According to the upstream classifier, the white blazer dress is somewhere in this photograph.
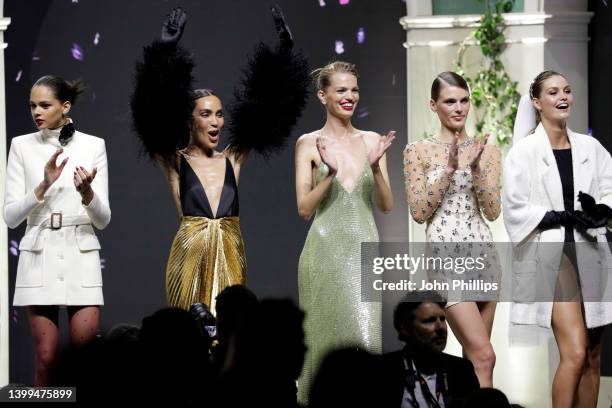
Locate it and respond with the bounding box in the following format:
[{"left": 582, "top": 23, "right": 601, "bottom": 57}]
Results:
[
  {"left": 3, "top": 125, "right": 110, "bottom": 306},
  {"left": 503, "top": 123, "right": 612, "bottom": 328}
]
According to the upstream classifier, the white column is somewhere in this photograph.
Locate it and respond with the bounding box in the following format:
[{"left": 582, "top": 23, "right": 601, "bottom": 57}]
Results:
[
  {"left": 406, "top": 0, "right": 432, "bottom": 17},
  {"left": 0, "top": 0, "right": 10, "bottom": 387}
]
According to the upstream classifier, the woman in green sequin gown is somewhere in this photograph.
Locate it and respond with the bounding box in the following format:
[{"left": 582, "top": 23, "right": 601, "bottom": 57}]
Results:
[{"left": 295, "top": 62, "right": 395, "bottom": 403}]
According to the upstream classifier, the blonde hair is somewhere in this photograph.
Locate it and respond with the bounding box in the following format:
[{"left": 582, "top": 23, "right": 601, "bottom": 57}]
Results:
[{"left": 312, "top": 61, "right": 359, "bottom": 91}]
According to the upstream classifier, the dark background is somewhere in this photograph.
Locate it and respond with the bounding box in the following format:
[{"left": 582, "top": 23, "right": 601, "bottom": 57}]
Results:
[
  {"left": 5, "top": 0, "right": 612, "bottom": 385},
  {"left": 3, "top": 0, "right": 408, "bottom": 383}
]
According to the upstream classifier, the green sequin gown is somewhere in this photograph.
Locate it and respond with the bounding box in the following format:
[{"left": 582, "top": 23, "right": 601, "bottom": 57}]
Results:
[{"left": 297, "top": 161, "right": 382, "bottom": 403}]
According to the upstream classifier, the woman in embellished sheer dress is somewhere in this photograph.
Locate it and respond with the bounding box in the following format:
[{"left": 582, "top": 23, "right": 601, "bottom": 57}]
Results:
[{"left": 404, "top": 72, "right": 502, "bottom": 387}]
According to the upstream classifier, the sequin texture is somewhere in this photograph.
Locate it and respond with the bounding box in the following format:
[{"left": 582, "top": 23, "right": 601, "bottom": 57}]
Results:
[{"left": 298, "top": 160, "right": 382, "bottom": 402}]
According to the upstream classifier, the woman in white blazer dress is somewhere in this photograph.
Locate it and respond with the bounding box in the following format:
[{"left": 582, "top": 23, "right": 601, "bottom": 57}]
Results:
[
  {"left": 504, "top": 71, "right": 612, "bottom": 407},
  {"left": 3, "top": 76, "right": 111, "bottom": 386}
]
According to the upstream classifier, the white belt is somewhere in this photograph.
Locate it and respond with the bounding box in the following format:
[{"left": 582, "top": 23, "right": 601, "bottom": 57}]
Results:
[
  {"left": 27, "top": 213, "right": 91, "bottom": 229},
  {"left": 23, "top": 213, "right": 92, "bottom": 251}
]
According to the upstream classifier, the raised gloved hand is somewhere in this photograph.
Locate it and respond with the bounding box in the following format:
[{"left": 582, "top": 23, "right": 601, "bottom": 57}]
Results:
[
  {"left": 538, "top": 211, "right": 575, "bottom": 230},
  {"left": 578, "top": 191, "right": 612, "bottom": 220},
  {"left": 161, "top": 7, "right": 187, "bottom": 46},
  {"left": 270, "top": 4, "right": 293, "bottom": 51}
]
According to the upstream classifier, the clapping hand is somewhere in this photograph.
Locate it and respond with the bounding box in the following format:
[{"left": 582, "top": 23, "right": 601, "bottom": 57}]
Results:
[
  {"left": 467, "top": 133, "right": 489, "bottom": 172},
  {"left": 368, "top": 131, "right": 396, "bottom": 169},
  {"left": 43, "top": 148, "right": 69, "bottom": 188},
  {"left": 74, "top": 166, "right": 97, "bottom": 205},
  {"left": 316, "top": 136, "right": 338, "bottom": 174}
]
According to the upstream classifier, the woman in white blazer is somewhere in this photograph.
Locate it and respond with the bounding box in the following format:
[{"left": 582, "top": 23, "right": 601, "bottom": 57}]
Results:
[
  {"left": 504, "top": 70, "right": 612, "bottom": 407},
  {"left": 3, "top": 75, "right": 111, "bottom": 386}
]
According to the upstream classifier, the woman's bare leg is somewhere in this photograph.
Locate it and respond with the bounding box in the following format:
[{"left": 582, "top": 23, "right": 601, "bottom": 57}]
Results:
[
  {"left": 67, "top": 306, "right": 100, "bottom": 346},
  {"left": 445, "top": 301, "right": 495, "bottom": 387},
  {"left": 575, "top": 326, "right": 603, "bottom": 408},
  {"left": 27, "top": 306, "right": 60, "bottom": 386},
  {"left": 551, "top": 301, "right": 588, "bottom": 408},
  {"left": 477, "top": 301, "right": 496, "bottom": 336}
]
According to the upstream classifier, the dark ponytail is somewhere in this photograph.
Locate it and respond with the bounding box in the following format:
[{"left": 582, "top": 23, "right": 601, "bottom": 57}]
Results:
[{"left": 33, "top": 75, "right": 85, "bottom": 105}]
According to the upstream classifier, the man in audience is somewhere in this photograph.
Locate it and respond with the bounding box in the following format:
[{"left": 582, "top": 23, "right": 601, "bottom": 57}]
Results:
[{"left": 382, "top": 293, "right": 480, "bottom": 407}]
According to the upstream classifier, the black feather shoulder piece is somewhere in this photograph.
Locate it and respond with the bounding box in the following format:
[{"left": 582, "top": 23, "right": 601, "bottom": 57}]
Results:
[
  {"left": 226, "top": 45, "right": 310, "bottom": 158},
  {"left": 131, "top": 41, "right": 194, "bottom": 169}
]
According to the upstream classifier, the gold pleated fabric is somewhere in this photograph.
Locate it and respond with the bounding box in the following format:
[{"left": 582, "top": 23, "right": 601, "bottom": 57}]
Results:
[{"left": 166, "top": 216, "right": 246, "bottom": 313}]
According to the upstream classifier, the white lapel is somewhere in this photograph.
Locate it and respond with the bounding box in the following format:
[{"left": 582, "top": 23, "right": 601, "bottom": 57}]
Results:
[
  {"left": 567, "top": 129, "right": 592, "bottom": 209},
  {"left": 535, "top": 124, "right": 565, "bottom": 210}
]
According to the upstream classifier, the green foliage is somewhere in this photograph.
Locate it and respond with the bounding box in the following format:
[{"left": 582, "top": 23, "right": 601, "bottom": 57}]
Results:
[{"left": 453, "top": 0, "right": 520, "bottom": 147}]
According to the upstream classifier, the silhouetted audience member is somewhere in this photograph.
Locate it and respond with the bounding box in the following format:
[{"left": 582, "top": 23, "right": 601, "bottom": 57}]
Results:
[
  {"left": 105, "top": 323, "right": 140, "bottom": 342},
  {"left": 50, "top": 323, "right": 142, "bottom": 403},
  {"left": 382, "top": 293, "right": 480, "bottom": 407},
  {"left": 217, "top": 298, "right": 306, "bottom": 408},
  {"left": 212, "top": 284, "right": 258, "bottom": 372},
  {"left": 309, "top": 347, "right": 387, "bottom": 408},
  {"left": 462, "top": 387, "right": 510, "bottom": 407},
  {"left": 138, "top": 307, "right": 212, "bottom": 405},
  {"left": 48, "top": 337, "right": 105, "bottom": 401}
]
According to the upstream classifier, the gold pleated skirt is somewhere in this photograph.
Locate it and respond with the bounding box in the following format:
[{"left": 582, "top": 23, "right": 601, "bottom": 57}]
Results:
[{"left": 166, "top": 216, "right": 246, "bottom": 313}]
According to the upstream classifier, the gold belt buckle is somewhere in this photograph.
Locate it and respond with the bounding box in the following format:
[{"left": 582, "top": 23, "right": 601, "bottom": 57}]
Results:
[{"left": 50, "top": 212, "right": 62, "bottom": 229}]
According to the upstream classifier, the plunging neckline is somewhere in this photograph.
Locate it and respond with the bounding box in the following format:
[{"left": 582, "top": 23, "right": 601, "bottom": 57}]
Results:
[
  {"left": 322, "top": 159, "right": 368, "bottom": 194},
  {"left": 316, "top": 132, "right": 369, "bottom": 194},
  {"left": 183, "top": 155, "right": 228, "bottom": 219}
]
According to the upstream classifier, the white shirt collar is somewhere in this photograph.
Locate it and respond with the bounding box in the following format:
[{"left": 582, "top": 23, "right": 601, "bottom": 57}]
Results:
[{"left": 40, "top": 118, "right": 73, "bottom": 139}]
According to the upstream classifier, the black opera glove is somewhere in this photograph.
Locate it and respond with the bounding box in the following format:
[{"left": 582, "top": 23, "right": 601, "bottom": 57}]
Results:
[
  {"left": 538, "top": 211, "right": 575, "bottom": 230},
  {"left": 270, "top": 4, "right": 293, "bottom": 51},
  {"left": 578, "top": 191, "right": 612, "bottom": 220},
  {"left": 572, "top": 210, "right": 609, "bottom": 229},
  {"left": 160, "top": 7, "right": 187, "bottom": 46}
]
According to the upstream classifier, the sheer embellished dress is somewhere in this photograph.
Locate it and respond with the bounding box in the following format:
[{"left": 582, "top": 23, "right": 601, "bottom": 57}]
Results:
[
  {"left": 404, "top": 137, "right": 502, "bottom": 303},
  {"left": 165, "top": 155, "right": 245, "bottom": 312}
]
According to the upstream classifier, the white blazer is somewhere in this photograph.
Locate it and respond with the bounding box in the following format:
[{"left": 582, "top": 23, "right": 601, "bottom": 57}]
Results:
[
  {"left": 3, "top": 126, "right": 111, "bottom": 305},
  {"left": 503, "top": 123, "right": 612, "bottom": 328}
]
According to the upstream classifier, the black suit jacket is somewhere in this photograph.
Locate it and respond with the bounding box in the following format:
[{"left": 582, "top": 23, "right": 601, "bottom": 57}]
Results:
[{"left": 380, "top": 350, "right": 480, "bottom": 408}]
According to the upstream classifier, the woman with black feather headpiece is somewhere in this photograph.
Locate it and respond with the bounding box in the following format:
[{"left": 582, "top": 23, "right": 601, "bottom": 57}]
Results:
[{"left": 131, "top": 6, "right": 309, "bottom": 313}]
